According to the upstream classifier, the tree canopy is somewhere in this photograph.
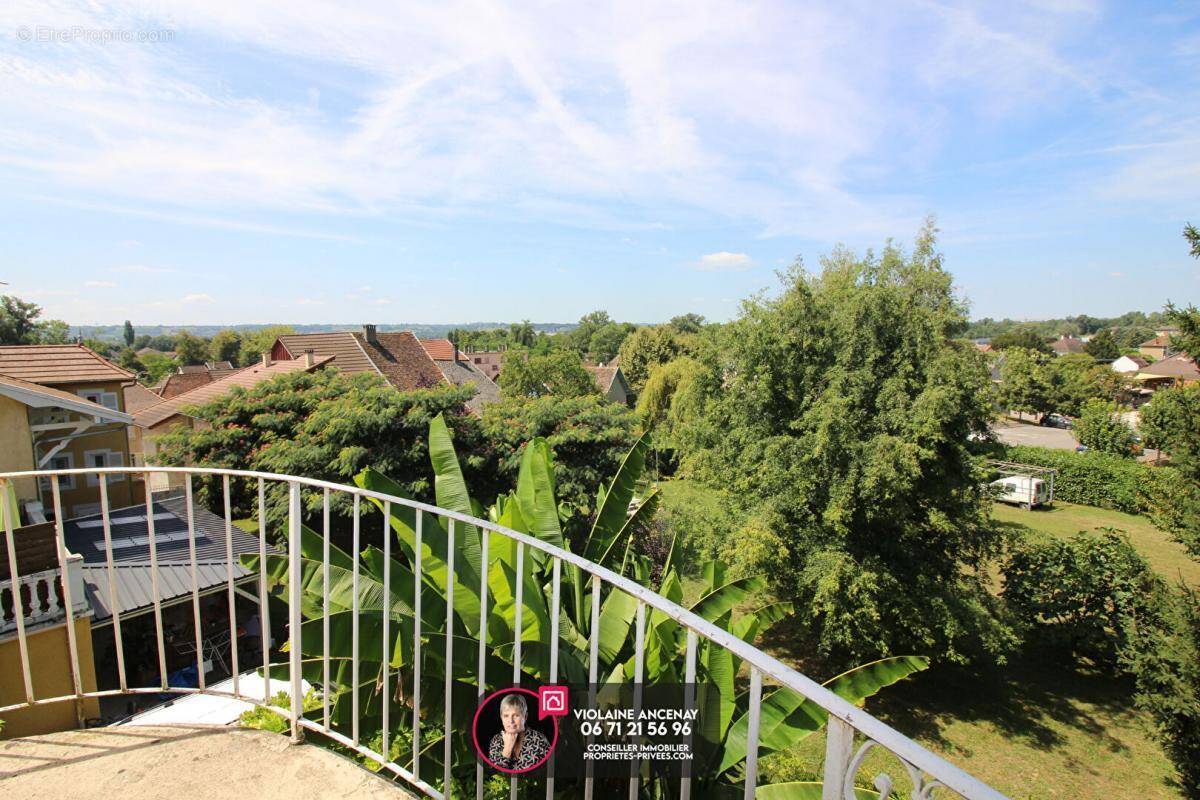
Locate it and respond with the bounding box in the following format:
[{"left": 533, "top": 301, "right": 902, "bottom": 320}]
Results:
[
  {"left": 673, "top": 221, "right": 1010, "bottom": 665},
  {"left": 0, "top": 294, "right": 70, "bottom": 345},
  {"left": 498, "top": 349, "right": 598, "bottom": 399}
]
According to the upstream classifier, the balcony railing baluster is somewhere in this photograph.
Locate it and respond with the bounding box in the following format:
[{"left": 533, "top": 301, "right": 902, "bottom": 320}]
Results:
[
  {"left": 51, "top": 476, "right": 84, "bottom": 709},
  {"left": 287, "top": 481, "right": 303, "bottom": 745},
  {"left": 413, "top": 507, "right": 423, "bottom": 779},
  {"left": 476, "top": 525, "right": 489, "bottom": 800},
  {"left": 545, "top": 556, "right": 561, "bottom": 800},
  {"left": 142, "top": 471, "right": 168, "bottom": 690},
  {"left": 322, "top": 487, "right": 331, "bottom": 730},
  {"left": 744, "top": 667, "right": 763, "bottom": 800},
  {"left": 351, "top": 492, "right": 362, "bottom": 747},
  {"left": 99, "top": 474, "right": 127, "bottom": 692},
  {"left": 257, "top": 478, "right": 269, "bottom": 703},
  {"left": 223, "top": 475, "right": 239, "bottom": 698},
  {"left": 383, "top": 500, "right": 392, "bottom": 760},
  {"left": 444, "top": 517, "right": 455, "bottom": 800},
  {"left": 2, "top": 478, "right": 35, "bottom": 703}
]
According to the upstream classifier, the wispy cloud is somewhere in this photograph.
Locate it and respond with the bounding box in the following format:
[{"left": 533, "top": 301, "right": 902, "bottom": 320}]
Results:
[
  {"left": 84, "top": 280, "right": 118, "bottom": 288},
  {"left": 693, "top": 252, "right": 753, "bottom": 272},
  {"left": 113, "top": 264, "right": 174, "bottom": 275},
  {"left": 183, "top": 293, "right": 215, "bottom": 304}
]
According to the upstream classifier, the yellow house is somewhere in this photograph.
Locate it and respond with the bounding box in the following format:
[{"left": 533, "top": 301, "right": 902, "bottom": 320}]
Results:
[{"left": 0, "top": 344, "right": 144, "bottom": 521}]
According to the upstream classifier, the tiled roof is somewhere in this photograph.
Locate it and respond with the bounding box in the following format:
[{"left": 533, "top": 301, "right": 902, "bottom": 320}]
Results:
[
  {"left": 357, "top": 332, "right": 447, "bottom": 390},
  {"left": 1051, "top": 337, "right": 1086, "bottom": 354},
  {"left": 433, "top": 359, "right": 501, "bottom": 412},
  {"left": 584, "top": 364, "right": 619, "bottom": 392},
  {"left": 1141, "top": 334, "right": 1172, "bottom": 348},
  {"left": 0, "top": 373, "right": 132, "bottom": 422},
  {"left": 155, "top": 371, "right": 214, "bottom": 399},
  {"left": 277, "top": 330, "right": 447, "bottom": 391},
  {"left": 134, "top": 356, "right": 333, "bottom": 429},
  {"left": 420, "top": 339, "right": 458, "bottom": 360},
  {"left": 123, "top": 383, "right": 163, "bottom": 415},
  {"left": 1141, "top": 353, "right": 1199, "bottom": 381},
  {"left": 0, "top": 344, "right": 134, "bottom": 385},
  {"left": 277, "top": 332, "right": 378, "bottom": 374}
]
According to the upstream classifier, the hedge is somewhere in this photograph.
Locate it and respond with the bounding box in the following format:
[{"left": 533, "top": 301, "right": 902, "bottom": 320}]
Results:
[{"left": 1001, "top": 445, "right": 1188, "bottom": 521}]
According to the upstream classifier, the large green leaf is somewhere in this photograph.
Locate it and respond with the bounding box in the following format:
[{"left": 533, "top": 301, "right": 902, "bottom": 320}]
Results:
[
  {"left": 514, "top": 437, "right": 564, "bottom": 553},
  {"left": 583, "top": 431, "right": 650, "bottom": 564},
  {"left": 428, "top": 414, "right": 484, "bottom": 579},
  {"left": 718, "top": 656, "right": 929, "bottom": 775},
  {"left": 610, "top": 489, "right": 662, "bottom": 574},
  {"left": 690, "top": 575, "right": 767, "bottom": 622},
  {"left": 354, "top": 467, "right": 483, "bottom": 638},
  {"left": 596, "top": 586, "right": 640, "bottom": 663}
]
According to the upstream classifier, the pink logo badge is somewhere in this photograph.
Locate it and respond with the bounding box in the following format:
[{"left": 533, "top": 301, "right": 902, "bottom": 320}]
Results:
[{"left": 538, "top": 685, "right": 569, "bottom": 720}]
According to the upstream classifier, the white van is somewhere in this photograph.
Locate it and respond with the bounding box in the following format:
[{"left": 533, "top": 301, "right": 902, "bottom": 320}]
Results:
[{"left": 990, "top": 476, "right": 1049, "bottom": 509}]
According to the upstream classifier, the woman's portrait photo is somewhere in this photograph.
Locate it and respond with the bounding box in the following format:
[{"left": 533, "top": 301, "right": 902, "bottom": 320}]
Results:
[{"left": 473, "top": 689, "right": 555, "bottom": 774}]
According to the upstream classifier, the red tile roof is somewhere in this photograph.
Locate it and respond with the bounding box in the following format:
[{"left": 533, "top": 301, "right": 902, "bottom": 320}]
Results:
[
  {"left": 134, "top": 356, "right": 334, "bottom": 429},
  {"left": 0, "top": 344, "right": 134, "bottom": 385},
  {"left": 420, "top": 339, "right": 458, "bottom": 360},
  {"left": 123, "top": 383, "right": 164, "bottom": 415},
  {"left": 277, "top": 330, "right": 447, "bottom": 391},
  {"left": 357, "top": 332, "right": 447, "bottom": 390}
]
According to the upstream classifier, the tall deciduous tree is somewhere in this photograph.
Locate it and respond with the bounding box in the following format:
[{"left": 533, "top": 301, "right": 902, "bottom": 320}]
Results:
[
  {"left": 0, "top": 295, "right": 44, "bottom": 344},
  {"left": 998, "top": 348, "right": 1056, "bottom": 419},
  {"left": 498, "top": 349, "right": 598, "bottom": 399},
  {"left": 173, "top": 330, "right": 209, "bottom": 365},
  {"left": 676, "top": 221, "right": 1011, "bottom": 666},
  {"left": 1074, "top": 399, "right": 1136, "bottom": 457},
  {"left": 123, "top": 320, "right": 135, "bottom": 347},
  {"left": 240, "top": 324, "right": 294, "bottom": 366},
  {"left": 1084, "top": 328, "right": 1119, "bottom": 360},
  {"left": 618, "top": 326, "right": 683, "bottom": 391},
  {"left": 209, "top": 329, "right": 243, "bottom": 365},
  {"left": 990, "top": 327, "right": 1051, "bottom": 353}
]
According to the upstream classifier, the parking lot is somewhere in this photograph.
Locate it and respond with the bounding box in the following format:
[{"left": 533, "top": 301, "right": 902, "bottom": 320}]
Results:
[{"left": 993, "top": 420, "right": 1079, "bottom": 450}]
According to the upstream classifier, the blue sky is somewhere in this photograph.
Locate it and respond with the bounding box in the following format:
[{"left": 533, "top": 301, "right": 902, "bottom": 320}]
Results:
[{"left": 0, "top": 1, "right": 1197, "bottom": 326}]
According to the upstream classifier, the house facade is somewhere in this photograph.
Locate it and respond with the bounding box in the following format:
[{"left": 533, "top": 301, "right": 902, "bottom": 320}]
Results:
[{"left": 0, "top": 345, "right": 142, "bottom": 521}]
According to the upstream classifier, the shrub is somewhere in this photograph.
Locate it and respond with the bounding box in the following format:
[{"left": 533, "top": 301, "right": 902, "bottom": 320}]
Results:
[
  {"left": 1003, "top": 445, "right": 1186, "bottom": 516},
  {"left": 1125, "top": 586, "right": 1200, "bottom": 796},
  {"left": 1003, "top": 530, "right": 1168, "bottom": 666},
  {"left": 1074, "top": 399, "right": 1137, "bottom": 457}
]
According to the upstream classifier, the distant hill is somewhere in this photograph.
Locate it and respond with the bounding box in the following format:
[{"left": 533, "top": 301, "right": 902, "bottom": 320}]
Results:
[{"left": 69, "top": 322, "right": 577, "bottom": 342}]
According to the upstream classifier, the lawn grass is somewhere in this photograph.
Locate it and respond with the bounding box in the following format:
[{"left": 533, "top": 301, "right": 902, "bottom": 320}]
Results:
[
  {"left": 759, "top": 657, "right": 1183, "bottom": 799},
  {"left": 992, "top": 500, "right": 1200, "bottom": 587}
]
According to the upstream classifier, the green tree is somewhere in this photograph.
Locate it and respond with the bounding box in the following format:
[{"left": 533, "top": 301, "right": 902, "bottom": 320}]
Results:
[
  {"left": 123, "top": 320, "right": 135, "bottom": 347},
  {"left": 676, "top": 221, "right": 1011, "bottom": 666},
  {"left": 587, "top": 321, "right": 633, "bottom": 363},
  {"left": 998, "top": 348, "right": 1056, "bottom": 419},
  {"left": 1140, "top": 384, "right": 1200, "bottom": 557},
  {"left": 209, "top": 329, "right": 243, "bottom": 365},
  {"left": 1075, "top": 399, "right": 1136, "bottom": 457},
  {"left": 117, "top": 347, "right": 144, "bottom": 375},
  {"left": 498, "top": 350, "right": 598, "bottom": 399},
  {"left": 1126, "top": 586, "right": 1200, "bottom": 796},
  {"left": 1049, "top": 353, "right": 1122, "bottom": 417},
  {"left": 567, "top": 310, "right": 612, "bottom": 353},
  {"left": 149, "top": 334, "right": 176, "bottom": 351},
  {"left": 1084, "top": 328, "right": 1119, "bottom": 360},
  {"left": 0, "top": 295, "right": 44, "bottom": 344},
  {"left": 240, "top": 324, "right": 294, "bottom": 366},
  {"left": 669, "top": 313, "right": 705, "bottom": 334},
  {"left": 138, "top": 351, "right": 178, "bottom": 386},
  {"left": 173, "top": 330, "right": 209, "bottom": 365},
  {"left": 508, "top": 320, "right": 535, "bottom": 347},
  {"left": 617, "top": 326, "right": 683, "bottom": 392},
  {"left": 34, "top": 319, "right": 70, "bottom": 344},
  {"left": 477, "top": 394, "right": 637, "bottom": 531},
  {"left": 990, "top": 327, "right": 1051, "bottom": 353}
]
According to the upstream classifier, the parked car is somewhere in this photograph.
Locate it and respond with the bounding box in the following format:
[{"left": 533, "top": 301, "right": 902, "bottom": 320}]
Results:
[
  {"left": 989, "top": 476, "right": 1050, "bottom": 509},
  {"left": 1042, "top": 413, "right": 1073, "bottom": 429}
]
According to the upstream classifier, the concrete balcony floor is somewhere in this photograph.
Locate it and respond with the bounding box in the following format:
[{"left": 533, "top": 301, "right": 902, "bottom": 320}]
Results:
[{"left": 0, "top": 725, "right": 414, "bottom": 798}]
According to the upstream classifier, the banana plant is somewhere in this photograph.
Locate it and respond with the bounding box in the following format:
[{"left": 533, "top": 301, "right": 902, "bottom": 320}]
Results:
[{"left": 244, "top": 413, "right": 927, "bottom": 797}]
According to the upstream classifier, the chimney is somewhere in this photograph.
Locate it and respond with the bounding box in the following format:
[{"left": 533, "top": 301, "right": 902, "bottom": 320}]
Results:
[
  {"left": 363, "top": 323, "right": 378, "bottom": 344},
  {"left": 261, "top": 352, "right": 272, "bottom": 368},
  {"left": 303, "top": 347, "right": 315, "bottom": 368}
]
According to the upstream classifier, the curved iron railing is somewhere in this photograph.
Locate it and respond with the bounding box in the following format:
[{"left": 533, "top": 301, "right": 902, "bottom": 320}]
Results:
[{"left": 0, "top": 467, "right": 1009, "bottom": 800}]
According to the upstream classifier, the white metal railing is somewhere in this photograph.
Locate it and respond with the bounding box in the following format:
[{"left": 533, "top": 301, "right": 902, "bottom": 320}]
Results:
[{"left": 0, "top": 467, "right": 1010, "bottom": 800}]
